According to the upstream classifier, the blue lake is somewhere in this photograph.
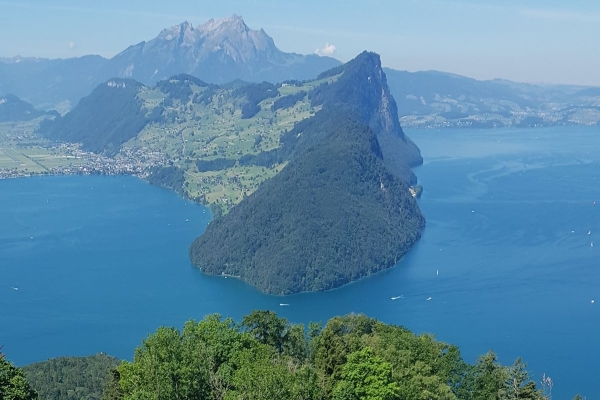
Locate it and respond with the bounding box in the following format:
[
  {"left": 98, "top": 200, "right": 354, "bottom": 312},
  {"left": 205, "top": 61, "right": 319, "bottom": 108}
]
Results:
[{"left": 1, "top": 126, "right": 599, "bottom": 398}]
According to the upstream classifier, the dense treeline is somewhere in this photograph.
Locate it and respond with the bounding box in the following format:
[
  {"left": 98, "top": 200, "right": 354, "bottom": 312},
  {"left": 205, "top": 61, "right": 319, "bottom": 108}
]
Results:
[
  {"left": 109, "top": 312, "right": 554, "bottom": 400},
  {"left": 0, "top": 348, "right": 37, "bottom": 400},
  {"left": 0, "top": 312, "right": 583, "bottom": 399},
  {"left": 23, "top": 354, "right": 119, "bottom": 400},
  {"left": 190, "top": 107, "right": 424, "bottom": 294},
  {"left": 145, "top": 166, "right": 186, "bottom": 197},
  {"left": 233, "top": 81, "right": 278, "bottom": 119},
  {"left": 36, "top": 79, "right": 148, "bottom": 157},
  {"left": 155, "top": 74, "right": 208, "bottom": 103},
  {"left": 271, "top": 90, "right": 307, "bottom": 111}
]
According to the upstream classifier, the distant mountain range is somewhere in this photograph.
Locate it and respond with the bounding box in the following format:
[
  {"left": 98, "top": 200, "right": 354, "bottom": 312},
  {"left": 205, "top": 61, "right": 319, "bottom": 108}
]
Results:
[
  {"left": 106, "top": 15, "right": 339, "bottom": 85},
  {"left": 0, "top": 94, "right": 52, "bottom": 122},
  {"left": 384, "top": 69, "right": 600, "bottom": 128},
  {"left": 0, "top": 14, "right": 598, "bottom": 127},
  {"left": 0, "top": 15, "right": 339, "bottom": 110}
]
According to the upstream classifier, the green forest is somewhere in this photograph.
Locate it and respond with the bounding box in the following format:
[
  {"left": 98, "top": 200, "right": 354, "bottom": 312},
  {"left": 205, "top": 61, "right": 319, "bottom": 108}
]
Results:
[
  {"left": 190, "top": 107, "right": 425, "bottom": 294},
  {"left": 1, "top": 312, "right": 574, "bottom": 399},
  {"left": 36, "top": 79, "right": 149, "bottom": 157}
]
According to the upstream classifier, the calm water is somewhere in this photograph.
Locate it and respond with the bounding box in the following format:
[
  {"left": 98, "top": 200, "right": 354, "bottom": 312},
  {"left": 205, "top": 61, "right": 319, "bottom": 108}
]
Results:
[{"left": 1, "top": 126, "right": 599, "bottom": 398}]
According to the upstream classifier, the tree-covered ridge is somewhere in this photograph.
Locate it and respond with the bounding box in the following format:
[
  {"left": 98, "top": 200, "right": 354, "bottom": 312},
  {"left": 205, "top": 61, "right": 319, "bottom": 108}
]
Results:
[
  {"left": 110, "top": 312, "right": 554, "bottom": 400},
  {"left": 4, "top": 312, "right": 580, "bottom": 399},
  {"left": 310, "top": 51, "right": 422, "bottom": 184},
  {"left": 37, "top": 79, "right": 148, "bottom": 157},
  {"left": 33, "top": 52, "right": 422, "bottom": 215},
  {"left": 188, "top": 53, "right": 428, "bottom": 294},
  {"left": 23, "top": 353, "right": 119, "bottom": 400},
  {"left": 190, "top": 107, "right": 424, "bottom": 294},
  {"left": 0, "top": 94, "right": 48, "bottom": 122},
  {"left": 35, "top": 68, "right": 341, "bottom": 212}
]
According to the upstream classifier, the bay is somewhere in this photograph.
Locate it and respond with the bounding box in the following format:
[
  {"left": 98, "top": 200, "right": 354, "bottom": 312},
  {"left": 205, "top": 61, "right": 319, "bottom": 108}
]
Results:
[{"left": 1, "top": 125, "right": 599, "bottom": 398}]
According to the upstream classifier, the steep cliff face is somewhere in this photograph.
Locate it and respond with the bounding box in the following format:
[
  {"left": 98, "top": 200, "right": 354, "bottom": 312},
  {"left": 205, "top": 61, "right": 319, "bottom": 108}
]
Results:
[
  {"left": 189, "top": 52, "right": 425, "bottom": 294},
  {"left": 311, "top": 51, "right": 422, "bottom": 183}
]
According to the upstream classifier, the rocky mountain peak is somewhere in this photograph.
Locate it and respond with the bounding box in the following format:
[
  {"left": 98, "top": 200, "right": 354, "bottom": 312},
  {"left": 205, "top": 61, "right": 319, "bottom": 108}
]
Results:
[
  {"left": 106, "top": 15, "right": 340, "bottom": 85},
  {"left": 157, "top": 21, "right": 196, "bottom": 46},
  {"left": 198, "top": 14, "right": 249, "bottom": 35}
]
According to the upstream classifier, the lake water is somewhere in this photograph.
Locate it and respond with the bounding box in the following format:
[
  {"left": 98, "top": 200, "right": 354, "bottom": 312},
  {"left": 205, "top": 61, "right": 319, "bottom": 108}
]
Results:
[{"left": 1, "top": 126, "right": 599, "bottom": 398}]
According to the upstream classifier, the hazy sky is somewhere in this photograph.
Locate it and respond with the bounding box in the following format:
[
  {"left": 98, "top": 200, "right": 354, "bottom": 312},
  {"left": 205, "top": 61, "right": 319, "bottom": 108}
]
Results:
[{"left": 1, "top": 0, "right": 599, "bottom": 86}]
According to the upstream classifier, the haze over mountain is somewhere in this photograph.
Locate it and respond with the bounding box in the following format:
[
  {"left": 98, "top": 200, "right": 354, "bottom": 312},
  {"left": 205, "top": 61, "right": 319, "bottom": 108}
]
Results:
[
  {"left": 106, "top": 15, "right": 340, "bottom": 85},
  {"left": 0, "top": 94, "right": 50, "bottom": 122},
  {"left": 0, "top": 14, "right": 598, "bottom": 127},
  {"left": 384, "top": 68, "right": 600, "bottom": 128},
  {"left": 0, "top": 15, "right": 339, "bottom": 110}
]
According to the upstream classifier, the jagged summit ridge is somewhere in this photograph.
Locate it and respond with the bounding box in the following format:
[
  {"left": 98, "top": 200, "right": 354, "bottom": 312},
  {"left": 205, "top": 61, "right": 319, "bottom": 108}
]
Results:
[
  {"left": 198, "top": 14, "right": 248, "bottom": 34},
  {"left": 106, "top": 15, "right": 340, "bottom": 84}
]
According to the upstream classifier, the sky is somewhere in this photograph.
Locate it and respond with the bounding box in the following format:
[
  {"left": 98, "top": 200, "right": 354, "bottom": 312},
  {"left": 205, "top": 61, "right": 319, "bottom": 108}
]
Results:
[{"left": 0, "top": 0, "right": 599, "bottom": 86}]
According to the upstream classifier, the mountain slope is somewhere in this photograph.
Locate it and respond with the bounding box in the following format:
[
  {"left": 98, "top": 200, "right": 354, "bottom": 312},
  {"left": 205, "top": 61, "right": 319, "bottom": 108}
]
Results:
[
  {"left": 106, "top": 15, "right": 340, "bottom": 85},
  {"left": 37, "top": 78, "right": 148, "bottom": 156},
  {"left": 189, "top": 52, "right": 424, "bottom": 294},
  {"left": 0, "top": 94, "right": 48, "bottom": 122},
  {"left": 0, "top": 55, "right": 108, "bottom": 110}
]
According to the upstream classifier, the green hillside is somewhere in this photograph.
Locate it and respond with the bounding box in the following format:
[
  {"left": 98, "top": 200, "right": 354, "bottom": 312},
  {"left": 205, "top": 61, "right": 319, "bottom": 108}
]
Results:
[
  {"left": 36, "top": 53, "right": 422, "bottom": 215},
  {"left": 0, "top": 94, "right": 47, "bottom": 122},
  {"left": 38, "top": 71, "right": 342, "bottom": 213},
  {"left": 189, "top": 52, "right": 424, "bottom": 294},
  {"left": 35, "top": 52, "right": 425, "bottom": 294},
  {"left": 190, "top": 108, "right": 424, "bottom": 294},
  {"left": 38, "top": 79, "right": 148, "bottom": 157}
]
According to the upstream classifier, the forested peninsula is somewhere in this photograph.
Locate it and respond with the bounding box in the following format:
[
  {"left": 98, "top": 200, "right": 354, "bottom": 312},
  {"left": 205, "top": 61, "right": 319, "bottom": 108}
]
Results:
[
  {"left": 32, "top": 50, "right": 425, "bottom": 294},
  {"left": 190, "top": 52, "right": 424, "bottom": 294}
]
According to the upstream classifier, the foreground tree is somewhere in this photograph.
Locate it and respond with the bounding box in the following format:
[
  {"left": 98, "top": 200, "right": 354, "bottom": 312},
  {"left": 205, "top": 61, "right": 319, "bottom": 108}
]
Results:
[
  {"left": 332, "top": 347, "right": 399, "bottom": 400},
  {"left": 0, "top": 349, "right": 37, "bottom": 400}
]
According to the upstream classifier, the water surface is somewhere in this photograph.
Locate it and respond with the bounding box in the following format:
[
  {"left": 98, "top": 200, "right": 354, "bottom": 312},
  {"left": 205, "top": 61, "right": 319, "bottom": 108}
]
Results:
[{"left": 1, "top": 126, "right": 599, "bottom": 398}]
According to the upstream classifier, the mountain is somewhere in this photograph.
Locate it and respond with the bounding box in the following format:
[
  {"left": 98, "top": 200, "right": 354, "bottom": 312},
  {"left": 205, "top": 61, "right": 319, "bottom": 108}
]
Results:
[
  {"left": 36, "top": 51, "right": 424, "bottom": 294},
  {"left": 0, "top": 55, "right": 107, "bottom": 110},
  {"left": 105, "top": 15, "right": 340, "bottom": 85},
  {"left": 189, "top": 52, "right": 424, "bottom": 294},
  {"left": 0, "top": 94, "right": 48, "bottom": 122},
  {"left": 384, "top": 68, "right": 600, "bottom": 128},
  {"left": 0, "top": 15, "right": 339, "bottom": 110},
  {"left": 38, "top": 78, "right": 148, "bottom": 156}
]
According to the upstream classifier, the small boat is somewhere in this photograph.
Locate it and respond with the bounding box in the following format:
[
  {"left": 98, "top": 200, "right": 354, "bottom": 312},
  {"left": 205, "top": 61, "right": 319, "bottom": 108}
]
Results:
[
  {"left": 10, "top": 287, "right": 18, "bottom": 291},
  {"left": 391, "top": 296, "right": 404, "bottom": 300},
  {"left": 279, "top": 303, "right": 290, "bottom": 306},
  {"left": 426, "top": 297, "right": 432, "bottom": 301},
  {"left": 589, "top": 230, "right": 592, "bottom": 235},
  {"left": 436, "top": 269, "right": 439, "bottom": 276},
  {"left": 591, "top": 242, "right": 594, "bottom": 247}
]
